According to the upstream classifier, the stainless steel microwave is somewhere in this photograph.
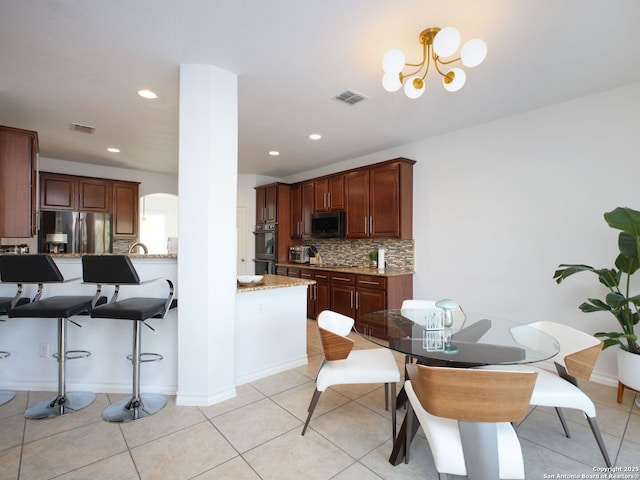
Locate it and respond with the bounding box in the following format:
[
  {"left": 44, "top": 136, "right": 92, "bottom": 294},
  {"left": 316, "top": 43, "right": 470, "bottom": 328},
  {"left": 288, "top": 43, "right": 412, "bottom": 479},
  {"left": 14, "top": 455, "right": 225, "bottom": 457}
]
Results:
[{"left": 310, "top": 211, "right": 345, "bottom": 238}]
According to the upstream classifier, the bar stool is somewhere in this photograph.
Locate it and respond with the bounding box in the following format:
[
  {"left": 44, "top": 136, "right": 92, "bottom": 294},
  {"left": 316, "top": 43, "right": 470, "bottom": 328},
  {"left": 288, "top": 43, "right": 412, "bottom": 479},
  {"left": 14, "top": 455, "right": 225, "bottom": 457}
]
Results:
[
  {"left": 0, "top": 254, "right": 97, "bottom": 418},
  {"left": 82, "top": 254, "right": 175, "bottom": 422},
  {"left": 1, "top": 288, "right": 30, "bottom": 406}
]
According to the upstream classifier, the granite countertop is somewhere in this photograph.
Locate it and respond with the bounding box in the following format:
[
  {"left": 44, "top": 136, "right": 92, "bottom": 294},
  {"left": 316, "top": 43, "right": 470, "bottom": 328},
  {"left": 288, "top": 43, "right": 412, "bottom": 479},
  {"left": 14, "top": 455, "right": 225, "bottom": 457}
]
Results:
[
  {"left": 276, "top": 262, "right": 414, "bottom": 277},
  {"left": 236, "top": 274, "right": 315, "bottom": 293}
]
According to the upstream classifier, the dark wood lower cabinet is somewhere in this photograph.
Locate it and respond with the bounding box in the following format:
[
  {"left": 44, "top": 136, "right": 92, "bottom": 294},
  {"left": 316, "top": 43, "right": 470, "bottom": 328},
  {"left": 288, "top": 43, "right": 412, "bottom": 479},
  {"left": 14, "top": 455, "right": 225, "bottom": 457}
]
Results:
[{"left": 277, "top": 265, "right": 412, "bottom": 329}]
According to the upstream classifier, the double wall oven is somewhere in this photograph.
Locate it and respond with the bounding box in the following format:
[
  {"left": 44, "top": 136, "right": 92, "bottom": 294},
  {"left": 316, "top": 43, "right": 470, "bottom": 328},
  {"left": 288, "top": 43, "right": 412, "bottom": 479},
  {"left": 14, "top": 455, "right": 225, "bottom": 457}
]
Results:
[{"left": 253, "top": 222, "right": 277, "bottom": 275}]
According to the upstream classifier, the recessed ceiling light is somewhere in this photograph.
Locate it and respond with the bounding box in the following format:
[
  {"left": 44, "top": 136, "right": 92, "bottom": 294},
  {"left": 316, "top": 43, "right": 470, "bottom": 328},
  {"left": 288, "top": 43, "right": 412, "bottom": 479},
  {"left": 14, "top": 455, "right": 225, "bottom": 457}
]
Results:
[
  {"left": 309, "top": 134, "right": 322, "bottom": 140},
  {"left": 269, "top": 151, "right": 280, "bottom": 156},
  {"left": 137, "top": 89, "right": 158, "bottom": 99},
  {"left": 107, "top": 147, "right": 120, "bottom": 153}
]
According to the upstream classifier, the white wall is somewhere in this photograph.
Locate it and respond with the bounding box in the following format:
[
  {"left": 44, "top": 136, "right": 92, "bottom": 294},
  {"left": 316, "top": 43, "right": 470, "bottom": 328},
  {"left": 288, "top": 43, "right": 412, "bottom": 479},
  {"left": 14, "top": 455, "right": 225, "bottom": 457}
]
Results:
[{"left": 273, "top": 82, "right": 640, "bottom": 385}]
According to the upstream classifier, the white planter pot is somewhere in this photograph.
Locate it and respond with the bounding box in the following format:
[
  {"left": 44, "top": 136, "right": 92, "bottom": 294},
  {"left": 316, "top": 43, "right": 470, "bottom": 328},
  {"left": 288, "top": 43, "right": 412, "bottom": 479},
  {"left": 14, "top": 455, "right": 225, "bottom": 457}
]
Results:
[{"left": 617, "top": 347, "right": 640, "bottom": 392}]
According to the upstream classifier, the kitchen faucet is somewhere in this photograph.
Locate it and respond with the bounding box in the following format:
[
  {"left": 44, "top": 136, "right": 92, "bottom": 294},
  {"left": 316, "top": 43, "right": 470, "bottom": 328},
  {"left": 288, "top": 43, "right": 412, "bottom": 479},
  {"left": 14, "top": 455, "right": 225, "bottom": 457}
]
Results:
[{"left": 128, "top": 242, "right": 148, "bottom": 254}]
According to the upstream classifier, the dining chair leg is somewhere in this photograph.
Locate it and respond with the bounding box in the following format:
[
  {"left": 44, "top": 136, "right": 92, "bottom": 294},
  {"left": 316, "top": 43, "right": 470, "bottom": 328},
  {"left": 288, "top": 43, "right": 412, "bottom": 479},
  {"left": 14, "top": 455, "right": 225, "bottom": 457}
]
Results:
[
  {"left": 384, "top": 383, "right": 389, "bottom": 410},
  {"left": 554, "top": 407, "right": 571, "bottom": 437},
  {"left": 301, "top": 389, "right": 322, "bottom": 435},
  {"left": 587, "top": 416, "right": 612, "bottom": 467},
  {"left": 391, "top": 382, "right": 397, "bottom": 441}
]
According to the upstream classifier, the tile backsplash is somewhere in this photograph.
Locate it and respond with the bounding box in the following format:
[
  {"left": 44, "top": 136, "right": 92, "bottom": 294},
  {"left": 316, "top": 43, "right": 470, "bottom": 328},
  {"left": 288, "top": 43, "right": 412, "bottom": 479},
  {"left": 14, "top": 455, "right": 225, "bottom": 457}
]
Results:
[{"left": 301, "top": 238, "right": 414, "bottom": 270}]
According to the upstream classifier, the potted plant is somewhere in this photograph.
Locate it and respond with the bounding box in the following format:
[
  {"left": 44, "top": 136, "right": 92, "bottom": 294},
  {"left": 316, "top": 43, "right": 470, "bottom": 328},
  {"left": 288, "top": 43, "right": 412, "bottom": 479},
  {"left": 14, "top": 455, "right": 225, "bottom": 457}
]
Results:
[
  {"left": 553, "top": 207, "right": 640, "bottom": 402},
  {"left": 368, "top": 250, "right": 378, "bottom": 268}
]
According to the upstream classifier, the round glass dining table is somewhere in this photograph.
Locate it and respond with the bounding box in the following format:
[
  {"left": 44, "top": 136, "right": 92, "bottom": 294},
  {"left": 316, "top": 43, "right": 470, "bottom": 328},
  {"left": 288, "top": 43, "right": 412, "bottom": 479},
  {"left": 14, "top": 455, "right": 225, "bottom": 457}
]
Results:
[
  {"left": 355, "top": 307, "right": 561, "bottom": 474},
  {"left": 355, "top": 308, "right": 560, "bottom": 367}
]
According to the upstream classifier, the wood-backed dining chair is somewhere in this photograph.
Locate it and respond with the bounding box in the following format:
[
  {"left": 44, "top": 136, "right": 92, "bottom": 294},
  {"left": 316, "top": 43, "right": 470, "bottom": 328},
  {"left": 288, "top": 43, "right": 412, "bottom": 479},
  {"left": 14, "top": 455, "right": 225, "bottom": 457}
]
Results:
[
  {"left": 301, "top": 310, "right": 400, "bottom": 439},
  {"left": 404, "top": 363, "right": 537, "bottom": 480}
]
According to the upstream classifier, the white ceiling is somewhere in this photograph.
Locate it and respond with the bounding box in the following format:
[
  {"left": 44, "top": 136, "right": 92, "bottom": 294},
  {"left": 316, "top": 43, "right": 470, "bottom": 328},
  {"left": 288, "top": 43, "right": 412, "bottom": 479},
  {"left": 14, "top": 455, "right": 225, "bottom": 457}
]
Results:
[{"left": 2, "top": 0, "right": 640, "bottom": 178}]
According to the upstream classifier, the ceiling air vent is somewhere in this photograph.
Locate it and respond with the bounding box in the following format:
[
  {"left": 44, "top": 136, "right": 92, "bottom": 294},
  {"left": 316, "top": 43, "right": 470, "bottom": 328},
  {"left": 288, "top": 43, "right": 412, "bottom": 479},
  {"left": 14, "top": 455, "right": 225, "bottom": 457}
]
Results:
[
  {"left": 334, "top": 90, "right": 367, "bottom": 105},
  {"left": 69, "top": 122, "right": 96, "bottom": 134}
]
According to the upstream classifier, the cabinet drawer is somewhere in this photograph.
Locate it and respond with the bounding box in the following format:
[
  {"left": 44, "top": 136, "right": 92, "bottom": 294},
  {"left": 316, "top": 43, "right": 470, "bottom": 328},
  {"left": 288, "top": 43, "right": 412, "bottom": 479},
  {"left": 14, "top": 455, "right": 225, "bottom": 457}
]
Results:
[
  {"left": 275, "top": 266, "right": 288, "bottom": 276},
  {"left": 330, "top": 272, "right": 356, "bottom": 285},
  {"left": 356, "top": 275, "right": 387, "bottom": 290},
  {"left": 287, "top": 268, "right": 301, "bottom": 278},
  {"left": 300, "top": 269, "right": 314, "bottom": 279},
  {"left": 313, "top": 271, "right": 330, "bottom": 283}
]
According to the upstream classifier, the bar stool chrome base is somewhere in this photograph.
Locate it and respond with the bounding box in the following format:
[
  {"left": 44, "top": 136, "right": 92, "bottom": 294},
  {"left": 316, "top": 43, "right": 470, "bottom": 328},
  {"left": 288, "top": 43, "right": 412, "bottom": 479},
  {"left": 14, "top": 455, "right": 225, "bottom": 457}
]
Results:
[
  {"left": 103, "top": 393, "right": 166, "bottom": 423},
  {"left": 25, "top": 391, "right": 95, "bottom": 419},
  {"left": 0, "top": 390, "right": 16, "bottom": 406}
]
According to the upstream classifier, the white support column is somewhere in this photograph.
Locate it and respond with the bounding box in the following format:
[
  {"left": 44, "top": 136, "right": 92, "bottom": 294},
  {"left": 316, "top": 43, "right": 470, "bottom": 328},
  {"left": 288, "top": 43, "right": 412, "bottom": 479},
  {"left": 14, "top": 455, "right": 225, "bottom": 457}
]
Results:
[{"left": 176, "top": 64, "right": 238, "bottom": 405}]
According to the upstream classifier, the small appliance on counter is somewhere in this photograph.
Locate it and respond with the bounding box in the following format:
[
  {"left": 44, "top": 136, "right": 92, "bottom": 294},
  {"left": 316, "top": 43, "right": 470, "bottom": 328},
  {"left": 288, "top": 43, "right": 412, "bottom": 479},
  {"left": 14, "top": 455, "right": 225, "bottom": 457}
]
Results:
[
  {"left": 1, "top": 244, "right": 29, "bottom": 254},
  {"left": 289, "top": 245, "right": 311, "bottom": 264}
]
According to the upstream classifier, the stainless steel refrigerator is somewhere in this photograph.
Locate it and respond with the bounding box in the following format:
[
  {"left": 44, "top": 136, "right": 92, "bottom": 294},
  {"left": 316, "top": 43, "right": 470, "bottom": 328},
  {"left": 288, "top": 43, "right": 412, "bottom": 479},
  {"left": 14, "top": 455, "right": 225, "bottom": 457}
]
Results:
[{"left": 38, "top": 211, "right": 113, "bottom": 254}]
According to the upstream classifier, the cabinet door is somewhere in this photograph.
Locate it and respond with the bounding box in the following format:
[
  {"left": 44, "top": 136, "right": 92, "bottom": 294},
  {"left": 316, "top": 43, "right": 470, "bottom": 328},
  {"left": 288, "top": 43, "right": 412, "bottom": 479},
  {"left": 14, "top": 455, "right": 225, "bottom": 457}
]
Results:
[
  {"left": 315, "top": 277, "right": 331, "bottom": 317},
  {"left": 290, "top": 182, "right": 313, "bottom": 238},
  {"left": 40, "top": 172, "right": 77, "bottom": 210},
  {"left": 290, "top": 184, "right": 302, "bottom": 238},
  {"left": 369, "top": 162, "right": 400, "bottom": 238},
  {"left": 256, "top": 187, "right": 267, "bottom": 224},
  {"left": 344, "top": 169, "right": 369, "bottom": 238},
  {"left": 315, "top": 175, "right": 344, "bottom": 212},
  {"left": 264, "top": 185, "right": 277, "bottom": 223},
  {"left": 300, "top": 181, "right": 314, "bottom": 236},
  {"left": 300, "top": 269, "right": 315, "bottom": 318},
  {"left": 112, "top": 181, "right": 139, "bottom": 237},
  {"left": 327, "top": 174, "right": 344, "bottom": 210},
  {"left": 331, "top": 283, "right": 355, "bottom": 318},
  {"left": 0, "top": 127, "right": 38, "bottom": 237},
  {"left": 78, "top": 178, "right": 111, "bottom": 212},
  {"left": 256, "top": 185, "right": 278, "bottom": 224},
  {"left": 356, "top": 288, "right": 387, "bottom": 338}
]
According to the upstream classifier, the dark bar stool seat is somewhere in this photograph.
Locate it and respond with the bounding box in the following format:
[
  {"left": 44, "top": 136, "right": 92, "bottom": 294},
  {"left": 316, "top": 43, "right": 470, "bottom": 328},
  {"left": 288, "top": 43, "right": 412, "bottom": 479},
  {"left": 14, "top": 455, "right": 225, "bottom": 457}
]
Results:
[
  {"left": 0, "top": 292, "right": 30, "bottom": 406},
  {"left": 0, "top": 254, "right": 99, "bottom": 418},
  {"left": 82, "top": 255, "right": 175, "bottom": 422}
]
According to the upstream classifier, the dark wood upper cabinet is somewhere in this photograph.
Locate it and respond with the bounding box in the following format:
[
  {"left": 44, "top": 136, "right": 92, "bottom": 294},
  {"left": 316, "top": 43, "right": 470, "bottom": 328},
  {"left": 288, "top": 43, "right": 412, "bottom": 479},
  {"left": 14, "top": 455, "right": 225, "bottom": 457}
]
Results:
[
  {"left": 0, "top": 126, "right": 38, "bottom": 237},
  {"left": 112, "top": 181, "right": 139, "bottom": 237},
  {"left": 290, "top": 181, "right": 314, "bottom": 238},
  {"left": 256, "top": 184, "right": 278, "bottom": 224},
  {"left": 40, "top": 172, "right": 77, "bottom": 210},
  {"left": 78, "top": 178, "right": 111, "bottom": 212},
  {"left": 345, "top": 158, "right": 414, "bottom": 239},
  {"left": 314, "top": 174, "right": 344, "bottom": 212},
  {"left": 40, "top": 172, "right": 139, "bottom": 238}
]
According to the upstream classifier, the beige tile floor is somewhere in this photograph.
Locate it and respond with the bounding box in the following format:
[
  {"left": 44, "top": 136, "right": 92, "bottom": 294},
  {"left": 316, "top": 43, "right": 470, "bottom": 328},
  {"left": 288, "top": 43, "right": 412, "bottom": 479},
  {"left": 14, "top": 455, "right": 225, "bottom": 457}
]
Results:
[{"left": 1, "top": 319, "right": 639, "bottom": 480}]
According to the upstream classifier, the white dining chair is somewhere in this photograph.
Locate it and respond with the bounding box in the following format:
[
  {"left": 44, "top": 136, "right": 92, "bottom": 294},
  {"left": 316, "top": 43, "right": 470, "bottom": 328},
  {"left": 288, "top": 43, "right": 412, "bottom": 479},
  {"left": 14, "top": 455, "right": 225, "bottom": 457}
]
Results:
[
  {"left": 485, "top": 320, "right": 612, "bottom": 467},
  {"left": 404, "top": 363, "right": 537, "bottom": 479},
  {"left": 301, "top": 310, "right": 400, "bottom": 439}
]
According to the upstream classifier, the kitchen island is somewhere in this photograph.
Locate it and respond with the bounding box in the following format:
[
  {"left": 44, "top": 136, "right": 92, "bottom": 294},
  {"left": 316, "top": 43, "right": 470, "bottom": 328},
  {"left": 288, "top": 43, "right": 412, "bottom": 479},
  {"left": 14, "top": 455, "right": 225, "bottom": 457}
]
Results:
[{"left": 235, "top": 274, "right": 314, "bottom": 384}]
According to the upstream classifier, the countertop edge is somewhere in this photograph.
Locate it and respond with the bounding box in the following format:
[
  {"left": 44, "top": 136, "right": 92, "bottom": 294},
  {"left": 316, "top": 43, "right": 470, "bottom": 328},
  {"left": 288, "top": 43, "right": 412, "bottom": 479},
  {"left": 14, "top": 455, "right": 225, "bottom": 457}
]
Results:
[
  {"left": 276, "top": 262, "right": 414, "bottom": 277},
  {"left": 236, "top": 274, "right": 315, "bottom": 293}
]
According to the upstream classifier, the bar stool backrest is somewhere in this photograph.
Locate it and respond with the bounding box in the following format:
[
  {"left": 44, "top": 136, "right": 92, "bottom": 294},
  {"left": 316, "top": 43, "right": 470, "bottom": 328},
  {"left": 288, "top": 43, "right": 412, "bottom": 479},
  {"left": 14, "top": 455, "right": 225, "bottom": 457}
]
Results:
[
  {"left": 0, "top": 255, "right": 64, "bottom": 283},
  {"left": 82, "top": 255, "right": 141, "bottom": 285}
]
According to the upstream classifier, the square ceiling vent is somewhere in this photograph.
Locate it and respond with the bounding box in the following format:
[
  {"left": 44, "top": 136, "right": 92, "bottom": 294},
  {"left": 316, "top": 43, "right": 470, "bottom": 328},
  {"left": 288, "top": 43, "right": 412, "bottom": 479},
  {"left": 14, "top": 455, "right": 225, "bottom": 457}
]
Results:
[{"left": 334, "top": 90, "right": 367, "bottom": 105}]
